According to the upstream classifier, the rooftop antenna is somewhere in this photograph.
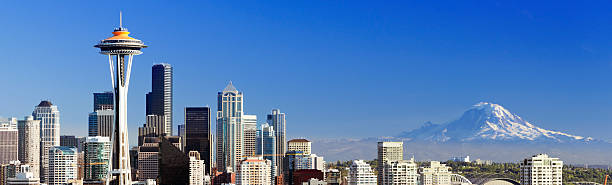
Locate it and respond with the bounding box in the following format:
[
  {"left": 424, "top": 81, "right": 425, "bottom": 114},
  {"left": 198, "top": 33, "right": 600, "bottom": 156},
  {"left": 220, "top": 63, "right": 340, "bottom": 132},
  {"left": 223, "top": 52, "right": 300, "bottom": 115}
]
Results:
[{"left": 119, "top": 11, "right": 123, "bottom": 28}]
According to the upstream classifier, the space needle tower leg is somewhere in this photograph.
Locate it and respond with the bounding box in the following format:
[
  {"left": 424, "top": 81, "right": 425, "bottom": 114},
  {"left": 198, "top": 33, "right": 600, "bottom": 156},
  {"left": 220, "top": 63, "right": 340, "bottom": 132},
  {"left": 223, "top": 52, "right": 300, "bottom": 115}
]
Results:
[{"left": 108, "top": 54, "right": 133, "bottom": 185}]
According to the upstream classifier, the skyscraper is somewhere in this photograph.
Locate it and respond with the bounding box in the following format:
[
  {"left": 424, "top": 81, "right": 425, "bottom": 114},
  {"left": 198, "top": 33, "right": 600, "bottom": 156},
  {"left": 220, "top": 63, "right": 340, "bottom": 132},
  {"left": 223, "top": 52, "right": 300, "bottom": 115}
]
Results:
[
  {"left": 267, "top": 109, "right": 286, "bottom": 174},
  {"left": 94, "top": 14, "right": 148, "bottom": 185},
  {"left": 48, "top": 146, "right": 77, "bottom": 185},
  {"left": 243, "top": 115, "right": 257, "bottom": 157},
  {"left": 83, "top": 136, "right": 111, "bottom": 184},
  {"left": 32, "top": 100, "right": 60, "bottom": 182},
  {"left": 377, "top": 141, "right": 403, "bottom": 185},
  {"left": 520, "top": 154, "right": 563, "bottom": 185},
  {"left": 146, "top": 63, "right": 173, "bottom": 136},
  {"left": 60, "top": 135, "right": 78, "bottom": 149},
  {"left": 90, "top": 92, "right": 114, "bottom": 138},
  {"left": 257, "top": 123, "right": 276, "bottom": 177},
  {"left": 88, "top": 109, "right": 114, "bottom": 137},
  {"left": 216, "top": 82, "right": 244, "bottom": 172},
  {"left": 0, "top": 121, "right": 18, "bottom": 164},
  {"left": 18, "top": 116, "right": 40, "bottom": 179},
  {"left": 0, "top": 117, "right": 17, "bottom": 130},
  {"left": 93, "top": 92, "right": 114, "bottom": 111},
  {"left": 137, "top": 115, "right": 167, "bottom": 146},
  {"left": 185, "top": 107, "right": 212, "bottom": 175}
]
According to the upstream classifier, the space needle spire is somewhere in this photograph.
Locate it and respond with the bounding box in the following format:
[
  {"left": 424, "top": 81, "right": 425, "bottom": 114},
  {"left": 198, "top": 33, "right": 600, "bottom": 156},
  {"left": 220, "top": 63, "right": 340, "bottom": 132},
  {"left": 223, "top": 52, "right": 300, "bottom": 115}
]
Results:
[{"left": 95, "top": 12, "right": 147, "bottom": 185}]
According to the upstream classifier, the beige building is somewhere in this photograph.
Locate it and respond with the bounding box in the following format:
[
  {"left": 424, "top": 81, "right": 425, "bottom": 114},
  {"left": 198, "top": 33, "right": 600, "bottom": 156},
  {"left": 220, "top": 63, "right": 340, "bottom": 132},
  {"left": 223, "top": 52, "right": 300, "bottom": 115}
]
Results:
[
  {"left": 419, "top": 161, "right": 451, "bottom": 185},
  {"left": 288, "top": 139, "right": 311, "bottom": 155},
  {"left": 189, "top": 151, "right": 205, "bottom": 185},
  {"left": 236, "top": 157, "right": 271, "bottom": 185},
  {"left": 381, "top": 159, "right": 418, "bottom": 185},
  {"left": 520, "top": 154, "right": 562, "bottom": 185},
  {"left": 377, "top": 141, "right": 403, "bottom": 185},
  {"left": 243, "top": 115, "right": 257, "bottom": 157}
]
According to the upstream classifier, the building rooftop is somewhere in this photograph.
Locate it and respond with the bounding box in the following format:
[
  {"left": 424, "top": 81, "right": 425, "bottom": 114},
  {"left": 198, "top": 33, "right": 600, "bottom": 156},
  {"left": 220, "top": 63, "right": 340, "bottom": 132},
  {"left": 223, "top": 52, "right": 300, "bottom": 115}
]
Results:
[
  {"left": 288, "top": 139, "right": 310, "bottom": 143},
  {"left": 223, "top": 81, "right": 238, "bottom": 92},
  {"left": 38, "top": 100, "right": 53, "bottom": 107}
]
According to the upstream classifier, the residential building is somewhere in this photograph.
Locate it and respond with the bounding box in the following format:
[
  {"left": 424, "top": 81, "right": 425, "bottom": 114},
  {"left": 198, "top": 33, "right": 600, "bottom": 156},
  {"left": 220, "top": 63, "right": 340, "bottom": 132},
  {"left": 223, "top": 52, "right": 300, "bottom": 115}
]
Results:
[
  {"left": 257, "top": 123, "right": 276, "bottom": 177},
  {"left": 88, "top": 109, "right": 113, "bottom": 138},
  {"left": 382, "top": 159, "right": 418, "bottom": 185},
  {"left": 419, "top": 161, "right": 451, "bottom": 185},
  {"left": 32, "top": 101, "right": 60, "bottom": 182},
  {"left": 519, "top": 154, "right": 563, "bottom": 185},
  {"left": 216, "top": 82, "right": 244, "bottom": 172},
  {"left": 349, "top": 160, "right": 376, "bottom": 185},
  {"left": 18, "top": 116, "right": 40, "bottom": 179},
  {"left": 146, "top": 63, "right": 173, "bottom": 136},
  {"left": 0, "top": 121, "right": 18, "bottom": 164},
  {"left": 377, "top": 141, "right": 403, "bottom": 185},
  {"left": 83, "top": 136, "right": 111, "bottom": 183},
  {"left": 308, "top": 154, "right": 325, "bottom": 172},
  {"left": 243, "top": 115, "right": 257, "bottom": 157},
  {"left": 185, "top": 107, "right": 213, "bottom": 175},
  {"left": 48, "top": 146, "right": 77, "bottom": 185},
  {"left": 188, "top": 151, "right": 205, "bottom": 185},
  {"left": 267, "top": 109, "right": 286, "bottom": 178},
  {"left": 288, "top": 139, "right": 311, "bottom": 155},
  {"left": 236, "top": 157, "right": 271, "bottom": 185}
]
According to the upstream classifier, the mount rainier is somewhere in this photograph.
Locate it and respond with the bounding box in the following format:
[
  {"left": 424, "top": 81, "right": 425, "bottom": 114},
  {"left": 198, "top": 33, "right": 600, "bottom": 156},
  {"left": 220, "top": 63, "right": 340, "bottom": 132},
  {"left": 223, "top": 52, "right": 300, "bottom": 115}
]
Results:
[{"left": 398, "top": 102, "right": 594, "bottom": 143}]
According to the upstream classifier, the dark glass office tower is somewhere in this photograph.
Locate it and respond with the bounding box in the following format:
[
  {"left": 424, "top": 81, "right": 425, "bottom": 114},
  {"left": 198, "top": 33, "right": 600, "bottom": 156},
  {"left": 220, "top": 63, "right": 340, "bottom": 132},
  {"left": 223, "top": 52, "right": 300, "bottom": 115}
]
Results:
[
  {"left": 93, "top": 92, "right": 114, "bottom": 111},
  {"left": 146, "top": 63, "right": 173, "bottom": 136},
  {"left": 184, "top": 107, "right": 212, "bottom": 175}
]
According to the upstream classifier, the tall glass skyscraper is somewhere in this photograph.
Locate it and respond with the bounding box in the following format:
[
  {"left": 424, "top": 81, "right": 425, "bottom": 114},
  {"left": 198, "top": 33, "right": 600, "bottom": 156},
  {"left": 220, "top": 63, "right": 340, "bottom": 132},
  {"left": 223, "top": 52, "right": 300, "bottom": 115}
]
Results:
[
  {"left": 267, "top": 109, "right": 286, "bottom": 175},
  {"left": 146, "top": 63, "right": 173, "bottom": 136},
  {"left": 184, "top": 107, "right": 212, "bottom": 175},
  {"left": 216, "top": 82, "right": 243, "bottom": 172},
  {"left": 93, "top": 92, "right": 113, "bottom": 111},
  {"left": 257, "top": 123, "right": 276, "bottom": 177},
  {"left": 32, "top": 100, "right": 60, "bottom": 182}
]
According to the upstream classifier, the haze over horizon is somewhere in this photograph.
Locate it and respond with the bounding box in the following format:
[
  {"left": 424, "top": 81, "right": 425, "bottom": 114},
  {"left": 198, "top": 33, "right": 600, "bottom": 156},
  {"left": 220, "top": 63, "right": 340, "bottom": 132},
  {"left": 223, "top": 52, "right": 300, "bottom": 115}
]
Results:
[{"left": 1, "top": 1, "right": 612, "bottom": 146}]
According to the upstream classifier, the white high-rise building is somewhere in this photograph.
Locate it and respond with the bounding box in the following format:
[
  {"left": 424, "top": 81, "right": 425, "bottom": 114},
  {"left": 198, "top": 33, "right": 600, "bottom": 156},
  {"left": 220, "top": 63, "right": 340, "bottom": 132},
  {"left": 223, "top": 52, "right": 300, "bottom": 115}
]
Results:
[
  {"left": 48, "top": 146, "right": 77, "bottom": 185},
  {"left": 520, "top": 154, "right": 563, "bottom": 185},
  {"left": 377, "top": 141, "right": 403, "bottom": 185},
  {"left": 0, "top": 119, "right": 18, "bottom": 164},
  {"left": 288, "top": 139, "right": 311, "bottom": 155},
  {"left": 236, "top": 157, "right": 271, "bottom": 185},
  {"left": 419, "top": 161, "right": 451, "bottom": 185},
  {"left": 189, "top": 151, "right": 205, "bottom": 185},
  {"left": 243, "top": 115, "right": 257, "bottom": 157},
  {"left": 308, "top": 154, "right": 325, "bottom": 172},
  {"left": 381, "top": 159, "right": 418, "bottom": 185},
  {"left": 32, "top": 101, "right": 60, "bottom": 182},
  {"left": 216, "top": 82, "right": 244, "bottom": 172},
  {"left": 18, "top": 116, "right": 40, "bottom": 179},
  {"left": 349, "top": 160, "right": 376, "bottom": 185}
]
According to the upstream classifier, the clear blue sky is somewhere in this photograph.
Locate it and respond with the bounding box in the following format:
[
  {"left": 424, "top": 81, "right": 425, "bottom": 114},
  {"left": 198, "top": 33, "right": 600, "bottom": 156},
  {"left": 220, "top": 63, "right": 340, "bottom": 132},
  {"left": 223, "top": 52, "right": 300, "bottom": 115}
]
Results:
[{"left": 1, "top": 1, "right": 612, "bottom": 146}]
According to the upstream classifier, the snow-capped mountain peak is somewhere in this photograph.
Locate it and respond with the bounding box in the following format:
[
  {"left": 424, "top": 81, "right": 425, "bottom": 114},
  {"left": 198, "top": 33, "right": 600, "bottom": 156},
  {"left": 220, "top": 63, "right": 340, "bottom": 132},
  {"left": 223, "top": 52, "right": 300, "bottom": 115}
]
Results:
[{"left": 399, "top": 102, "right": 593, "bottom": 143}]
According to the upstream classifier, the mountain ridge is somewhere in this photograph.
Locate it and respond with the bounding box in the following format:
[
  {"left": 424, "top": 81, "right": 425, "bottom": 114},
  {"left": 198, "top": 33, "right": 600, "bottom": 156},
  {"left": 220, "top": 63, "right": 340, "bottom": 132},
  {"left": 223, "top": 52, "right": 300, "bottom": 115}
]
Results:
[{"left": 398, "top": 102, "right": 594, "bottom": 143}]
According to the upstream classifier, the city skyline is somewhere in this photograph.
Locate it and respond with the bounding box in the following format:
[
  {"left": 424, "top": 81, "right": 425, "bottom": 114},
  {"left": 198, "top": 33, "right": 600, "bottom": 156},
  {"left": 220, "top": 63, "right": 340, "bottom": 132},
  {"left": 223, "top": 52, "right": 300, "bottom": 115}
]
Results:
[{"left": 2, "top": 1, "right": 612, "bottom": 144}]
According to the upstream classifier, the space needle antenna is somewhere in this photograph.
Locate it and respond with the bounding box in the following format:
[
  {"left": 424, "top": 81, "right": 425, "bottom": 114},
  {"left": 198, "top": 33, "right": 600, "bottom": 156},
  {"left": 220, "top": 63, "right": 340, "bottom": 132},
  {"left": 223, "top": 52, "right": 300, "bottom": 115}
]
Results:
[{"left": 119, "top": 11, "right": 122, "bottom": 28}]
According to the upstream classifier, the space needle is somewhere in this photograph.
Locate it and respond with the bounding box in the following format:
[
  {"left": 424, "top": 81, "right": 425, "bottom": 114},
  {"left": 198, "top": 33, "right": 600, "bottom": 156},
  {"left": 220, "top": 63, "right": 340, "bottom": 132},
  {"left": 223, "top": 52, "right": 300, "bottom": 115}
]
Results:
[{"left": 94, "top": 13, "right": 147, "bottom": 185}]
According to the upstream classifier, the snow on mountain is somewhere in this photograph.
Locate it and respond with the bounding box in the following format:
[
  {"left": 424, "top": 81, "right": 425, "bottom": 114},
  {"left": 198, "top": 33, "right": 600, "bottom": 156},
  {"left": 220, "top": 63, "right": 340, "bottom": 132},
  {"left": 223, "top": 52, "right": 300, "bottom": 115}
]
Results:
[{"left": 398, "top": 102, "right": 594, "bottom": 143}]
